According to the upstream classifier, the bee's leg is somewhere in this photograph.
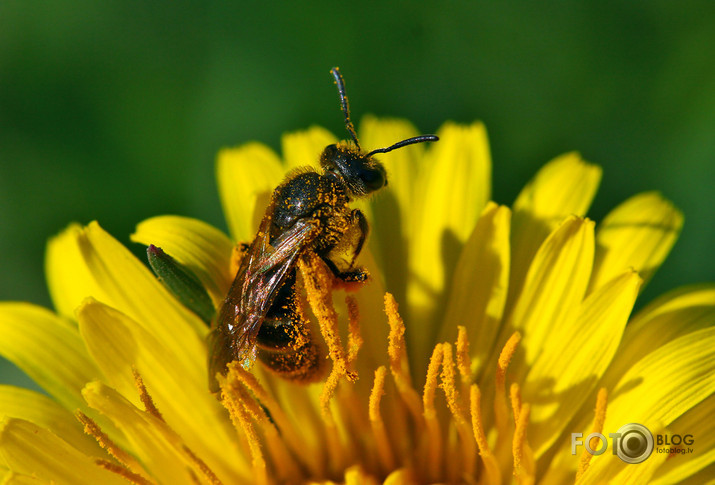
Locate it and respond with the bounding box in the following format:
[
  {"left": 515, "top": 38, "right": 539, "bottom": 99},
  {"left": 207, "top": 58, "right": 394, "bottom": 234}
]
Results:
[
  {"left": 329, "top": 265, "right": 369, "bottom": 283},
  {"left": 322, "top": 209, "right": 370, "bottom": 284},
  {"left": 347, "top": 209, "right": 368, "bottom": 265}
]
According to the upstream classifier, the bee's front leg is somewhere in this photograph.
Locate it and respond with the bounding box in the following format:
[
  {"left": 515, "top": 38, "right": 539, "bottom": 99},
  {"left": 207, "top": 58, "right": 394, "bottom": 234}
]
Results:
[{"left": 321, "top": 209, "right": 370, "bottom": 285}]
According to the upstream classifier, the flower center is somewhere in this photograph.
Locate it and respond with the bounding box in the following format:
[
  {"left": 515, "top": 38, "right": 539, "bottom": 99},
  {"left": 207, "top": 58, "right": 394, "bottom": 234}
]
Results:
[
  {"left": 76, "top": 255, "right": 611, "bottom": 484},
  {"left": 216, "top": 268, "right": 542, "bottom": 483}
]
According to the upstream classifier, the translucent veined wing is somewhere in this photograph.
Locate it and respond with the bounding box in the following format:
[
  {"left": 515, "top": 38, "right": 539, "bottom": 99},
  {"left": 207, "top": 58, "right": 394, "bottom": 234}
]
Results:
[{"left": 207, "top": 203, "right": 319, "bottom": 391}]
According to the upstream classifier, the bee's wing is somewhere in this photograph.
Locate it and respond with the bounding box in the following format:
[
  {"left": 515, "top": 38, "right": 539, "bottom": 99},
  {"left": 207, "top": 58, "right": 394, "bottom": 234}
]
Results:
[{"left": 207, "top": 212, "right": 319, "bottom": 391}]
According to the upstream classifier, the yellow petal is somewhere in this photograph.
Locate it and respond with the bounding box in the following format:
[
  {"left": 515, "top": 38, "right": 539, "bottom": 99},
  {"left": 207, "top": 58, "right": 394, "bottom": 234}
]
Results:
[
  {"left": 359, "top": 116, "right": 423, "bottom": 304},
  {"left": 439, "top": 202, "right": 511, "bottom": 376},
  {"left": 0, "top": 385, "right": 99, "bottom": 457},
  {"left": 588, "top": 191, "right": 683, "bottom": 293},
  {"left": 544, "top": 286, "right": 714, "bottom": 482},
  {"left": 1, "top": 469, "right": 46, "bottom": 484},
  {"left": 513, "top": 152, "right": 601, "bottom": 219},
  {"left": 45, "top": 223, "right": 95, "bottom": 319},
  {"left": 56, "top": 222, "right": 207, "bottom": 363},
  {"left": 677, "top": 467, "right": 715, "bottom": 485},
  {"left": 341, "top": 247, "right": 390, "bottom": 374},
  {"left": 0, "top": 303, "right": 99, "bottom": 412},
  {"left": 131, "top": 215, "right": 234, "bottom": 305},
  {"left": 504, "top": 216, "right": 595, "bottom": 369},
  {"left": 82, "top": 381, "right": 246, "bottom": 484},
  {"left": 649, "top": 394, "right": 715, "bottom": 485},
  {"left": 407, "top": 121, "right": 491, "bottom": 361},
  {"left": 525, "top": 270, "right": 641, "bottom": 457},
  {"left": 577, "top": 440, "right": 668, "bottom": 485},
  {"left": 0, "top": 417, "right": 126, "bottom": 485},
  {"left": 508, "top": 153, "right": 601, "bottom": 313},
  {"left": 77, "top": 299, "right": 243, "bottom": 481},
  {"left": 605, "top": 327, "right": 715, "bottom": 436},
  {"left": 281, "top": 125, "right": 337, "bottom": 171},
  {"left": 359, "top": 115, "right": 421, "bottom": 212},
  {"left": 216, "top": 142, "right": 284, "bottom": 242},
  {"left": 631, "top": 283, "right": 715, "bottom": 326},
  {"left": 599, "top": 284, "right": 715, "bottom": 394}
]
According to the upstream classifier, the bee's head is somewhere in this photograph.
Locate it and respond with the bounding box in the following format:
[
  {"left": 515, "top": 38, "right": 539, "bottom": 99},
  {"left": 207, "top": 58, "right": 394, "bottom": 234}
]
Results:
[
  {"left": 320, "top": 143, "right": 387, "bottom": 197},
  {"left": 325, "top": 67, "right": 438, "bottom": 196}
]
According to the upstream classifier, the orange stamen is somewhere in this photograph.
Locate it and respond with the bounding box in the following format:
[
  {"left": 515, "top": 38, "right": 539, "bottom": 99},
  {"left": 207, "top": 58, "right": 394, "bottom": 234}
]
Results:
[
  {"left": 320, "top": 366, "right": 341, "bottom": 425},
  {"left": 495, "top": 332, "right": 521, "bottom": 434},
  {"left": 320, "top": 366, "right": 347, "bottom": 474},
  {"left": 77, "top": 411, "right": 151, "bottom": 480},
  {"left": 369, "top": 366, "right": 396, "bottom": 473},
  {"left": 230, "top": 365, "right": 320, "bottom": 477},
  {"left": 133, "top": 368, "right": 163, "bottom": 422},
  {"left": 181, "top": 445, "right": 224, "bottom": 485},
  {"left": 511, "top": 382, "right": 536, "bottom": 479},
  {"left": 385, "top": 293, "right": 411, "bottom": 386},
  {"left": 300, "top": 252, "right": 356, "bottom": 382},
  {"left": 219, "top": 376, "right": 266, "bottom": 485},
  {"left": 577, "top": 388, "right": 608, "bottom": 480},
  {"left": 422, "top": 343, "right": 443, "bottom": 482},
  {"left": 510, "top": 382, "right": 522, "bottom": 425},
  {"left": 513, "top": 403, "right": 534, "bottom": 485},
  {"left": 470, "top": 385, "right": 502, "bottom": 485},
  {"left": 228, "top": 363, "right": 320, "bottom": 477},
  {"left": 440, "top": 343, "right": 476, "bottom": 478},
  {"left": 230, "top": 378, "right": 302, "bottom": 482},
  {"left": 384, "top": 293, "right": 424, "bottom": 428},
  {"left": 346, "top": 294, "right": 363, "bottom": 367},
  {"left": 95, "top": 459, "right": 155, "bottom": 485},
  {"left": 456, "top": 326, "right": 472, "bottom": 388}
]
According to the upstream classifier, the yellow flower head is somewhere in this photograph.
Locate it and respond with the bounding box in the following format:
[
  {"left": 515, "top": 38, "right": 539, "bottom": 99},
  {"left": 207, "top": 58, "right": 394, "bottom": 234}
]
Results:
[{"left": 1, "top": 116, "right": 713, "bottom": 485}]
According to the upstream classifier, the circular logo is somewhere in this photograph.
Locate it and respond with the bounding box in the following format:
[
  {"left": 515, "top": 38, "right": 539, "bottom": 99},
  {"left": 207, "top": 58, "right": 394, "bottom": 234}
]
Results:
[{"left": 615, "top": 423, "right": 654, "bottom": 464}]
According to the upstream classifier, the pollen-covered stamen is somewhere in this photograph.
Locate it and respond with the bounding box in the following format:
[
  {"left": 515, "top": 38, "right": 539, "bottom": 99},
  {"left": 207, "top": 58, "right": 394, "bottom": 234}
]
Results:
[
  {"left": 346, "top": 295, "right": 363, "bottom": 368},
  {"left": 577, "top": 388, "right": 608, "bottom": 480},
  {"left": 228, "top": 375, "right": 303, "bottom": 482},
  {"left": 220, "top": 374, "right": 267, "bottom": 485},
  {"left": 76, "top": 411, "right": 152, "bottom": 482},
  {"left": 510, "top": 382, "right": 522, "bottom": 425},
  {"left": 181, "top": 445, "right": 224, "bottom": 485},
  {"left": 300, "top": 252, "right": 356, "bottom": 382},
  {"left": 510, "top": 382, "right": 535, "bottom": 481},
  {"left": 228, "top": 363, "right": 320, "bottom": 477},
  {"left": 513, "top": 403, "right": 534, "bottom": 485},
  {"left": 470, "top": 385, "right": 502, "bottom": 485},
  {"left": 384, "top": 293, "right": 423, "bottom": 428},
  {"left": 456, "top": 326, "right": 472, "bottom": 393},
  {"left": 422, "top": 343, "right": 444, "bottom": 482},
  {"left": 495, "top": 332, "right": 522, "bottom": 435},
  {"left": 440, "top": 343, "right": 476, "bottom": 478},
  {"left": 133, "top": 368, "right": 164, "bottom": 422},
  {"left": 134, "top": 372, "right": 224, "bottom": 485},
  {"left": 96, "top": 459, "right": 156, "bottom": 485},
  {"left": 319, "top": 367, "right": 348, "bottom": 474},
  {"left": 369, "top": 366, "right": 396, "bottom": 474}
]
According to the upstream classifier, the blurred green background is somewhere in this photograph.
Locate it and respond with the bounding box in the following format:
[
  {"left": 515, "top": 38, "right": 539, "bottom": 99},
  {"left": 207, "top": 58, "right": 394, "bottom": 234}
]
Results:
[{"left": 1, "top": 2, "right": 713, "bottom": 388}]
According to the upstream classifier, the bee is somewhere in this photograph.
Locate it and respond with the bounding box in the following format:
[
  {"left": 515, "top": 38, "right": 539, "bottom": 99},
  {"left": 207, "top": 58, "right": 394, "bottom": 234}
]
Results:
[{"left": 207, "top": 67, "right": 438, "bottom": 391}]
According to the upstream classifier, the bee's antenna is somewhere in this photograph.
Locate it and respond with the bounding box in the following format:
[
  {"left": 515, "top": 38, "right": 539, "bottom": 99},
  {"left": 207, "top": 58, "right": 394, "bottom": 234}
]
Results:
[
  {"left": 330, "top": 67, "right": 361, "bottom": 150},
  {"left": 366, "top": 135, "right": 439, "bottom": 157}
]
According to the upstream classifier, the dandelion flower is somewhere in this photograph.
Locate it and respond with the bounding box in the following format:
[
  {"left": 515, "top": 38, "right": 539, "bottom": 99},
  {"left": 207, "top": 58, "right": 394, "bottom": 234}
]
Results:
[{"left": 1, "top": 117, "right": 713, "bottom": 484}]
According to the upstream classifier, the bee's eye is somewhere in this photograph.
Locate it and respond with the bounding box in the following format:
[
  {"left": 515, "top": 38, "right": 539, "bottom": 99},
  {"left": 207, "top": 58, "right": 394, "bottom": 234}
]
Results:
[
  {"left": 360, "top": 167, "right": 385, "bottom": 191},
  {"left": 319, "top": 144, "right": 340, "bottom": 170}
]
